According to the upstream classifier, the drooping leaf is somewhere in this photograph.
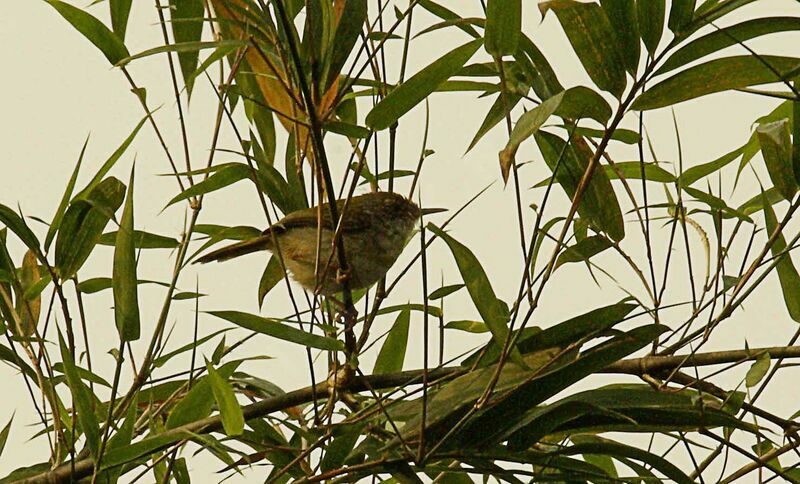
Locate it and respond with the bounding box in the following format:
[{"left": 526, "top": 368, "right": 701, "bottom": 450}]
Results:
[
  {"left": 599, "top": 0, "right": 640, "bottom": 74},
  {"left": 0, "top": 205, "right": 42, "bottom": 260},
  {"left": 55, "top": 177, "right": 126, "bottom": 280},
  {"left": 169, "top": 0, "right": 205, "bottom": 95},
  {"left": 44, "top": 0, "right": 129, "bottom": 65},
  {"left": 485, "top": 0, "right": 521, "bottom": 57},
  {"left": 98, "top": 230, "right": 179, "bottom": 249},
  {"left": 205, "top": 361, "right": 244, "bottom": 436},
  {"left": 668, "top": 0, "right": 696, "bottom": 34},
  {"left": 418, "top": 0, "right": 480, "bottom": 38},
  {"left": 540, "top": 0, "right": 627, "bottom": 98},
  {"left": 555, "top": 235, "right": 613, "bottom": 269},
  {"left": 637, "top": 0, "right": 665, "bottom": 55},
  {"left": 679, "top": 146, "right": 743, "bottom": 186},
  {"left": 258, "top": 255, "right": 285, "bottom": 308},
  {"left": 535, "top": 132, "right": 625, "bottom": 241},
  {"left": 632, "top": 56, "right": 800, "bottom": 111},
  {"left": 657, "top": 17, "right": 800, "bottom": 75},
  {"left": 208, "top": 311, "right": 344, "bottom": 351},
  {"left": 373, "top": 309, "right": 410, "bottom": 374},
  {"left": 763, "top": 192, "right": 800, "bottom": 322},
  {"left": 466, "top": 93, "right": 521, "bottom": 153},
  {"left": 366, "top": 38, "right": 483, "bottom": 130},
  {"left": 113, "top": 168, "right": 140, "bottom": 342},
  {"left": 166, "top": 361, "right": 239, "bottom": 429},
  {"left": 757, "top": 119, "right": 797, "bottom": 201},
  {"left": 0, "top": 414, "right": 13, "bottom": 456},
  {"left": 166, "top": 164, "right": 251, "bottom": 208},
  {"left": 427, "top": 224, "right": 520, "bottom": 363}
]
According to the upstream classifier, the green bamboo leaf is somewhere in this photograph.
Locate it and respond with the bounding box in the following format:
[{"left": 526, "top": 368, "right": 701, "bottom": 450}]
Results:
[
  {"left": 517, "top": 34, "right": 565, "bottom": 99},
  {"left": 757, "top": 119, "right": 797, "bottom": 201},
  {"left": 485, "top": 0, "right": 521, "bottom": 57},
  {"left": 668, "top": 0, "right": 696, "bottom": 33},
  {"left": 154, "top": 329, "right": 228, "bottom": 368},
  {"left": 745, "top": 351, "right": 771, "bottom": 387},
  {"left": 606, "top": 162, "right": 675, "bottom": 183},
  {"left": 555, "top": 235, "right": 613, "bottom": 269},
  {"left": 45, "top": 136, "right": 87, "bottom": 251},
  {"left": 554, "top": 86, "right": 613, "bottom": 125},
  {"left": 324, "top": 121, "right": 370, "bottom": 139},
  {"left": 58, "top": 331, "right": 101, "bottom": 460},
  {"left": 258, "top": 255, "right": 284, "bottom": 308},
  {"left": 658, "top": 18, "right": 800, "bottom": 75},
  {"left": 76, "top": 277, "right": 168, "bottom": 294},
  {"left": 166, "top": 361, "right": 239, "bottom": 429},
  {"left": 99, "top": 230, "right": 179, "bottom": 249},
  {"left": 168, "top": 0, "right": 205, "bottom": 95},
  {"left": 794, "top": 79, "right": 800, "bottom": 184},
  {"left": 540, "top": 0, "right": 627, "bottom": 98},
  {"left": 373, "top": 309, "right": 410, "bottom": 375},
  {"left": 55, "top": 177, "right": 126, "bottom": 280},
  {"left": 74, "top": 115, "right": 148, "bottom": 201},
  {"left": 429, "top": 283, "right": 465, "bottom": 300},
  {"left": 637, "top": 0, "right": 665, "bottom": 55},
  {"left": 14, "top": 251, "right": 41, "bottom": 337},
  {"left": 466, "top": 93, "right": 521, "bottom": 153},
  {"left": 679, "top": 147, "right": 743, "bottom": 186},
  {"left": 52, "top": 362, "right": 111, "bottom": 388},
  {"left": 632, "top": 56, "right": 800, "bottom": 111},
  {"left": 558, "top": 441, "right": 693, "bottom": 484},
  {"left": 0, "top": 205, "right": 42, "bottom": 260},
  {"left": 320, "top": 427, "right": 362, "bottom": 472},
  {"left": 109, "top": 0, "right": 132, "bottom": 40},
  {"left": 324, "top": 0, "right": 367, "bottom": 89},
  {"left": 205, "top": 360, "right": 244, "bottom": 436},
  {"left": 427, "top": 224, "right": 521, "bottom": 363},
  {"left": 185, "top": 44, "right": 239, "bottom": 90},
  {"left": 445, "top": 320, "right": 488, "bottom": 333},
  {"left": 100, "top": 395, "right": 137, "bottom": 483},
  {"left": 366, "top": 38, "right": 483, "bottom": 130},
  {"left": 0, "top": 414, "right": 12, "bottom": 456},
  {"left": 44, "top": 0, "right": 130, "bottom": 65},
  {"left": 166, "top": 164, "right": 251, "bottom": 208},
  {"left": 113, "top": 167, "right": 140, "bottom": 342},
  {"left": 118, "top": 40, "right": 244, "bottom": 67},
  {"left": 599, "top": 0, "right": 640, "bottom": 74},
  {"left": 763, "top": 192, "right": 800, "bottom": 322},
  {"left": 535, "top": 132, "right": 625, "bottom": 241},
  {"left": 418, "top": 0, "right": 480, "bottom": 38},
  {"left": 208, "top": 311, "right": 344, "bottom": 351}
]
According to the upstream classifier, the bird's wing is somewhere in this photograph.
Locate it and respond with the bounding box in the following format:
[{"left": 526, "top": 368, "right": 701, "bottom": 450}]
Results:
[{"left": 267, "top": 195, "right": 373, "bottom": 234}]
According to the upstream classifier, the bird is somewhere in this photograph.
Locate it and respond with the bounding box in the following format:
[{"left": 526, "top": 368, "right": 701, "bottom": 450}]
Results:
[{"left": 195, "top": 192, "right": 444, "bottom": 295}]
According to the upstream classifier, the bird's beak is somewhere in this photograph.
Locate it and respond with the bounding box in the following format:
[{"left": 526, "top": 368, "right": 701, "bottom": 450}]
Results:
[{"left": 421, "top": 207, "right": 447, "bottom": 216}]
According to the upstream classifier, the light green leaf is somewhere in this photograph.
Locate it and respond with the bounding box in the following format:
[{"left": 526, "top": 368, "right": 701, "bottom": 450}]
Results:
[
  {"left": 555, "top": 235, "right": 613, "bottom": 269},
  {"left": 366, "top": 38, "right": 483, "bottom": 130},
  {"left": 428, "top": 284, "right": 465, "bottom": 300},
  {"left": 632, "top": 56, "right": 800, "bottom": 111},
  {"left": 205, "top": 361, "right": 244, "bottom": 436},
  {"left": 757, "top": 119, "right": 797, "bottom": 201},
  {"left": 763, "top": 192, "right": 800, "bottom": 322},
  {"left": 258, "top": 255, "right": 284, "bottom": 308},
  {"left": 373, "top": 309, "right": 410, "bottom": 374},
  {"left": 99, "top": 229, "right": 179, "bottom": 249},
  {"left": 58, "top": 332, "right": 100, "bottom": 460},
  {"left": 745, "top": 351, "right": 770, "bottom": 387},
  {"left": 46, "top": 136, "right": 87, "bottom": 251},
  {"left": 166, "top": 164, "right": 251, "bottom": 208}
]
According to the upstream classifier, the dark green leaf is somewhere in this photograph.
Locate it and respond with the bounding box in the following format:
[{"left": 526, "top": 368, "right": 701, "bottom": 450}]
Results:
[
  {"left": 763, "top": 193, "right": 800, "bottom": 322},
  {"left": 607, "top": 161, "right": 676, "bottom": 182},
  {"left": 466, "top": 93, "right": 521, "bottom": 153},
  {"left": 258, "top": 256, "right": 285, "bottom": 308},
  {"left": 558, "top": 441, "right": 693, "bottom": 484},
  {"left": 658, "top": 17, "right": 800, "bottom": 75},
  {"left": 324, "top": 0, "right": 367, "bottom": 89},
  {"left": 554, "top": 86, "right": 613, "bottom": 125},
  {"left": 429, "top": 283, "right": 465, "bottom": 300},
  {"left": 0, "top": 206, "right": 42, "bottom": 260},
  {"left": 119, "top": 40, "right": 244, "bottom": 66},
  {"left": 679, "top": 146, "right": 743, "bottom": 186},
  {"left": 427, "top": 224, "right": 520, "bottom": 362},
  {"left": 154, "top": 329, "right": 228, "bottom": 367},
  {"left": 109, "top": 0, "right": 132, "bottom": 40},
  {"left": 600, "top": 0, "right": 640, "bottom": 74},
  {"left": 55, "top": 177, "right": 126, "bottom": 280},
  {"left": 632, "top": 56, "right": 800, "bottom": 111},
  {"left": 418, "top": 0, "right": 479, "bottom": 38},
  {"left": 45, "top": 0, "right": 129, "bottom": 65},
  {"left": 320, "top": 427, "right": 362, "bottom": 472},
  {"left": 205, "top": 361, "right": 244, "bottom": 436},
  {"left": 373, "top": 309, "right": 410, "bottom": 374},
  {"left": 366, "top": 39, "right": 483, "bottom": 130},
  {"left": 99, "top": 230, "right": 179, "bottom": 249},
  {"left": 540, "top": 0, "right": 627, "bottom": 98},
  {"left": 668, "top": 0, "right": 696, "bottom": 33},
  {"left": 208, "top": 311, "right": 344, "bottom": 351},
  {"left": 535, "top": 132, "right": 625, "bottom": 241},
  {"left": 485, "top": 0, "right": 521, "bottom": 57},
  {"left": 637, "top": 0, "right": 665, "bottom": 55},
  {"left": 757, "top": 119, "right": 797, "bottom": 201},
  {"left": 0, "top": 414, "right": 12, "bottom": 456},
  {"left": 555, "top": 235, "right": 613, "bottom": 269},
  {"left": 113, "top": 168, "right": 139, "bottom": 342},
  {"left": 76, "top": 277, "right": 168, "bottom": 294},
  {"left": 166, "top": 164, "right": 251, "bottom": 208},
  {"left": 445, "top": 320, "right": 488, "bottom": 333},
  {"left": 52, "top": 362, "right": 111, "bottom": 388},
  {"left": 169, "top": 0, "right": 205, "bottom": 95},
  {"left": 324, "top": 121, "right": 370, "bottom": 139},
  {"left": 58, "top": 332, "right": 100, "bottom": 459},
  {"left": 166, "top": 361, "right": 238, "bottom": 429}
]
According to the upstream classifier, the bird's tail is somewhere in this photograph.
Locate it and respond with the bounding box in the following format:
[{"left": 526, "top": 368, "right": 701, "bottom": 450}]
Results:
[{"left": 195, "top": 236, "right": 271, "bottom": 264}]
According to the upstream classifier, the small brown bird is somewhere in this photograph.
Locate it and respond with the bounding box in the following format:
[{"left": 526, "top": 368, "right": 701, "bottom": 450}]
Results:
[{"left": 196, "top": 192, "right": 443, "bottom": 295}]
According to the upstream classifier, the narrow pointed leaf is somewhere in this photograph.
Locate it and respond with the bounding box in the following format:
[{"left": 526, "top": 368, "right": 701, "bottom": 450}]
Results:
[
  {"left": 58, "top": 332, "right": 101, "bottom": 460},
  {"left": 109, "top": 0, "right": 132, "bottom": 40},
  {"left": 757, "top": 119, "right": 797, "bottom": 201},
  {"left": 99, "top": 230, "right": 179, "bottom": 249},
  {"left": 485, "top": 0, "right": 521, "bottom": 57},
  {"left": 208, "top": 311, "right": 344, "bottom": 351},
  {"left": 366, "top": 38, "right": 483, "bottom": 130},
  {"left": 44, "top": 0, "right": 129, "bottom": 65},
  {"left": 555, "top": 235, "right": 613, "bottom": 269},
  {"left": 206, "top": 361, "right": 244, "bottom": 436},
  {"left": 745, "top": 351, "right": 771, "bottom": 387},
  {"left": 113, "top": 168, "right": 139, "bottom": 341},
  {"left": 668, "top": 0, "right": 696, "bottom": 33},
  {"left": 0, "top": 206, "right": 42, "bottom": 260},
  {"left": 166, "top": 164, "right": 251, "bottom": 207},
  {"left": 325, "top": 0, "right": 367, "bottom": 89},
  {"left": 632, "top": 56, "right": 800, "bottom": 111},
  {"left": 168, "top": 0, "right": 205, "bottom": 95},
  {"left": 46, "top": 136, "right": 87, "bottom": 251},
  {"left": 637, "top": 0, "right": 665, "bottom": 55},
  {"left": 258, "top": 255, "right": 284, "bottom": 307},
  {"left": 600, "top": 0, "right": 639, "bottom": 74}
]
